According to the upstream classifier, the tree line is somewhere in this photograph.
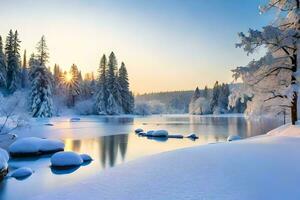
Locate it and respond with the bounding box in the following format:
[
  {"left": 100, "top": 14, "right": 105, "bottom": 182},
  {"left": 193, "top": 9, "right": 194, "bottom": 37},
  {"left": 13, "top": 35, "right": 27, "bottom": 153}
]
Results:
[{"left": 0, "top": 30, "right": 134, "bottom": 117}]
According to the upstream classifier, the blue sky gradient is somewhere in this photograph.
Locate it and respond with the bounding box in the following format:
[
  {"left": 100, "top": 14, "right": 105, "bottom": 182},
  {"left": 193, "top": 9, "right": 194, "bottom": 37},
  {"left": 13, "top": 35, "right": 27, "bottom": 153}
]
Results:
[{"left": 0, "top": 0, "right": 272, "bottom": 93}]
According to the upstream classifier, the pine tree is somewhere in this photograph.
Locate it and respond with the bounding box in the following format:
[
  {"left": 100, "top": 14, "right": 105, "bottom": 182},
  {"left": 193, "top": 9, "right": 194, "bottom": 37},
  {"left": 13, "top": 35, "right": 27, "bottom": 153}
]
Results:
[
  {"left": 65, "top": 64, "right": 80, "bottom": 107},
  {"left": 30, "top": 64, "right": 53, "bottom": 117},
  {"left": 107, "top": 52, "right": 117, "bottom": 92},
  {"left": 96, "top": 54, "right": 108, "bottom": 114},
  {"left": 36, "top": 35, "right": 49, "bottom": 66},
  {"left": 0, "top": 36, "right": 7, "bottom": 88},
  {"left": 106, "top": 93, "right": 120, "bottom": 115},
  {"left": 191, "top": 87, "right": 201, "bottom": 103},
  {"left": 5, "top": 30, "right": 21, "bottom": 93},
  {"left": 21, "top": 50, "right": 29, "bottom": 88},
  {"left": 217, "top": 83, "right": 230, "bottom": 112},
  {"left": 210, "top": 81, "right": 220, "bottom": 111},
  {"left": 203, "top": 86, "right": 209, "bottom": 99},
  {"left": 112, "top": 73, "right": 123, "bottom": 113},
  {"left": 118, "top": 62, "right": 133, "bottom": 113}
]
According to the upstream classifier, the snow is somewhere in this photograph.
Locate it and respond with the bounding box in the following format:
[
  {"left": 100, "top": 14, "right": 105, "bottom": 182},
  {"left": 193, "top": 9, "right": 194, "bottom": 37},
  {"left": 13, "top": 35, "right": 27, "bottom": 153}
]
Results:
[
  {"left": 32, "top": 124, "right": 300, "bottom": 200},
  {"left": 227, "top": 135, "right": 242, "bottom": 142},
  {"left": 10, "top": 167, "right": 33, "bottom": 179},
  {"left": 80, "top": 154, "right": 93, "bottom": 162},
  {"left": 9, "top": 137, "right": 64, "bottom": 156},
  {"left": 0, "top": 148, "right": 9, "bottom": 170},
  {"left": 51, "top": 151, "right": 83, "bottom": 167}
]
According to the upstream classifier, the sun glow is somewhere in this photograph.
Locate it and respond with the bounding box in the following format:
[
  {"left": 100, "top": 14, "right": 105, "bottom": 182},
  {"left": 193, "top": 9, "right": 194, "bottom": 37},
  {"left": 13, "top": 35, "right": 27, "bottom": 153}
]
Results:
[{"left": 65, "top": 73, "right": 73, "bottom": 83}]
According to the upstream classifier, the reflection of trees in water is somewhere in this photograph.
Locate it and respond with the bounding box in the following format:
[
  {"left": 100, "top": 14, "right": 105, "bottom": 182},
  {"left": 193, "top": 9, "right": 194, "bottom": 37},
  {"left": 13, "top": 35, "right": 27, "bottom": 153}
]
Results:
[{"left": 100, "top": 134, "right": 128, "bottom": 168}]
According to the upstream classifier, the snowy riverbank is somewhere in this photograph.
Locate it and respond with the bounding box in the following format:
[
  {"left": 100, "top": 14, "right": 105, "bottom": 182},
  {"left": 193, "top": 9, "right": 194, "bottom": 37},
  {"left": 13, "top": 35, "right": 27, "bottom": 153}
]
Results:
[{"left": 30, "top": 123, "right": 300, "bottom": 200}]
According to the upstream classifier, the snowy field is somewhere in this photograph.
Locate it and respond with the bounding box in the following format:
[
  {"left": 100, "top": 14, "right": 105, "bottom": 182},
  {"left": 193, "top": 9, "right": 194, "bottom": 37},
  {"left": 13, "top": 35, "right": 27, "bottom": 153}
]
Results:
[{"left": 0, "top": 115, "right": 283, "bottom": 200}]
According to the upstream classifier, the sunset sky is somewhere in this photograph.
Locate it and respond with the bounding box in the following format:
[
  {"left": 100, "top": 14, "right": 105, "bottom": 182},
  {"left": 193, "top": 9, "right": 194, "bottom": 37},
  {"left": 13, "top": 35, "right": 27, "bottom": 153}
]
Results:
[{"left": 0, "top": 0, "right": 272, "bottom": 93}]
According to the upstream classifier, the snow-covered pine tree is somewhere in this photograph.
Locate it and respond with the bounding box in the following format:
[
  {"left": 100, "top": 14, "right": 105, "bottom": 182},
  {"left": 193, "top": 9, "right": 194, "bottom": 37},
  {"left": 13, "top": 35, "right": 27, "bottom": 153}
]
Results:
[
  {"left": 189, "top": 87, "right": 201, "bottom": 114},
  {"left": 96, "top": 54, "right": 108, "bottom": 114},
  {"left": 36, "top": 36, "right": 49, "bottom": 66},
  {"left": 21, "top": 50, "right": 29, "bottom": 88},
  {"left": 106, "top": 93, "right": 120, "bottom": 115},
  {"left": 66, "top": 64, "right": 81, "bottom": 107},
  {"left": 0, "top": 36, "right": 7, "bottom": 88},
  {"left": 112, "top": 73, "right": 123, "bottom": 113},
  {"left": 107, "top": 52, "right": 117, "bottom": 92},
  {"left": 30, "top": 63, "right": 53, "bottom": 118},
  {"left": 210, "top": 81, "right": 220, "bottom": 112},
  {"left": 203, "top": 86, "right": 209, "bottom": 99},
  {"left": 118, "top": 62, "right": 133, "bottom": 114},
  {"left": 5, "top": 30, "right": 21, "bottom": 93},
  {"left": 217, "top": 83, "right": 230, "bottom": 113}
]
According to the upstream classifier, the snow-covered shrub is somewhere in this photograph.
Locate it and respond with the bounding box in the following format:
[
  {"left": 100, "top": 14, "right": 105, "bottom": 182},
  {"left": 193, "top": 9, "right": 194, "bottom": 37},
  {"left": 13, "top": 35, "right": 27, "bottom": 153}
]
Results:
[
  {"left": 74, "top": 99, "right": 96, "bottom": 115},
  {"left": 0, "top": 91, "right": 29, "bottom": 135}
]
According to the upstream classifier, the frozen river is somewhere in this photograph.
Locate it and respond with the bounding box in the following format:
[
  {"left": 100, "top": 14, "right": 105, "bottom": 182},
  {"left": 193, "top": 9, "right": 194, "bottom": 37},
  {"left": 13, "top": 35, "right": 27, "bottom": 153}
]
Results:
[{"left": 0, "top": 114, "right": 283, "bottom": 200}]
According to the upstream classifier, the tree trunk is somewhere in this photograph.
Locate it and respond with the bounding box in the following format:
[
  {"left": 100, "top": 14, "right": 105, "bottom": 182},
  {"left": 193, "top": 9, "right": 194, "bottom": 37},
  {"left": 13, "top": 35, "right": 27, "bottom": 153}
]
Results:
[
  {"left": 291, "top": 53, "right": 298, "bottom": 125},
  {"left": 291, "top": 92, "right": 298, "bottom": 125}
]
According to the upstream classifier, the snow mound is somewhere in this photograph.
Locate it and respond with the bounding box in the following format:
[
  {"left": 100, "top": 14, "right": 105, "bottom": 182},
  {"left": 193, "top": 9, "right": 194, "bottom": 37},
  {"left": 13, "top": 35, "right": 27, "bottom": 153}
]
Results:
[
  {"left": 135, "top": 128, "right": 144, "bottom": 133},
  {"left": 70, "top": 117, "right": 81, "bottom": 122},
  {"left": 227, "top": 135, "right": 242, "bottom": 142},
  {"left": 11, "top": 167, "right": 33, "bottom": 179},
  {"left": 148, "top": 130, "right": 168, "bottom": 137},
  {"left": 51, "top": 151, "right": 83, "bottom": 167},
  {"left": 80, "top": 154, "right": 93, "bottom": 162},
  {"left": 0, "top": 148, "right": 9, "bottom": 170},
  {"left": 9, "top": 137, "right": 64, "bottom": 156}
]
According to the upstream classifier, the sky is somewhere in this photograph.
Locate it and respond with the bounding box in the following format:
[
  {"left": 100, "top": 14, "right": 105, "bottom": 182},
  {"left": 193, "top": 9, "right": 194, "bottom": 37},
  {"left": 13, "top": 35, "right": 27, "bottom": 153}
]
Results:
[{"left": 0, "top": 0, "right": 272, "bottom": 93}]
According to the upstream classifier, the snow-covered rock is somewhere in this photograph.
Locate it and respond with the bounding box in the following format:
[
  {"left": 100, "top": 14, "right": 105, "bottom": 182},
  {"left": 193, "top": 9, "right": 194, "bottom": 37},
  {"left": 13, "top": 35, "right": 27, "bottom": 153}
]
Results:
[
  {"left": 135, "top": 128, "right": 144, "bottom": 133},
  {"left": 148, "top": 130, "right": 168, "bottom": 137},
  {"left": 0, "top": 148, "right": 9, "bottom": 178},
  {"left": 51, "top": 151, "right": 83, "bottom": 167},
  {"left": 80, "top": 154, "right": 93, "bottom": 162},
  {"left": 168, "top": 134, "right": 184, "bottom": 139},
  {"left": 187, "top": 133, "right": 199, "bottom": 140},
  {"left": 10, "top": 167, "right": 33, "bottom": 179},
  {"left": 70, "top": 117, "right": 81, "bottom": 122},
  {"left": 227, "top": 135, "right": 242, "bottom": 142},
  {"left": 9, "top": 137, "right": 64, "bottom": 156}
]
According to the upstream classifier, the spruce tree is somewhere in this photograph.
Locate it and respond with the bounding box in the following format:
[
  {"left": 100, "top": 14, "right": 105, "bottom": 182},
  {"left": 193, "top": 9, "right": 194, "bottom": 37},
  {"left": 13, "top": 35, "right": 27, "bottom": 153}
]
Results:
[
  {"left": 191, "top": 87, "right": 201, "bottom": 103},
  {"left": 96, "top": 54, "right": 108, "bottom": 114},
  {"left": 112, "top": 73, "right": 122, "bottom": 113},
  {"left": 36, "top": 35, "right": 49, "bottom": 66},
  {"left": 5, "top": 30, "right": 21, "bottom": 93},
  {"left": 107, "top": 52, "right": 117, "bottom": 92},
  {"left": 30, "top": 63, "right": 53, "bottom": 117},
  {"left": 66, "top": 64, "right": 80, "bottom": 107},
  {"left": 0, "top": 36, "right": 6, "bottom": 88},
  {"left": 118, "top": 62, "right": 133, "bottom": 113},
  {"left": 21, "top": 50, "right": 29, "bottom": 88},
  {"left": 203, "top": 86, "right": 209, "bottom": 99},
  {"left": 210, "top": 81, "right": 220, "bottom": 111}
]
